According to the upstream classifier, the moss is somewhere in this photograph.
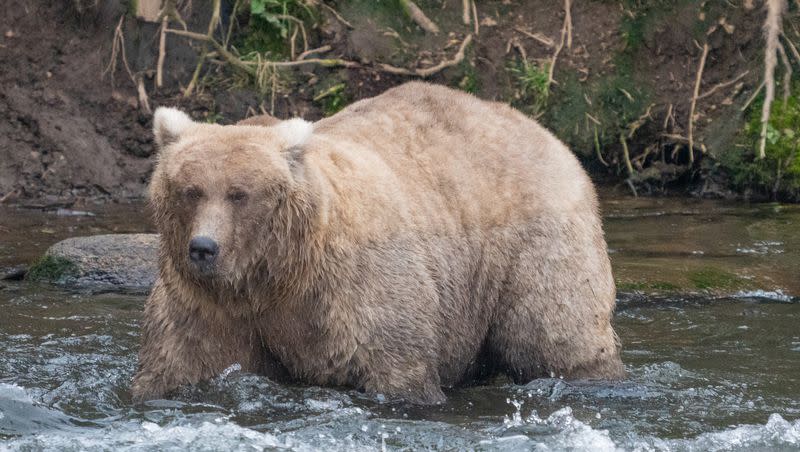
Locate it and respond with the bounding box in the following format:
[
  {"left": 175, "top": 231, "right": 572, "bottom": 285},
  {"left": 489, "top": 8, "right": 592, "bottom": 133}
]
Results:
[
  {"left": 687, "top": 268, "right": 742, "bottom": 290},
  {"left": 617, "top": 280, "right": 680, "bottom": 292},
  {"left": 26, "top": 255, "right": 78, "bottom": 282}
]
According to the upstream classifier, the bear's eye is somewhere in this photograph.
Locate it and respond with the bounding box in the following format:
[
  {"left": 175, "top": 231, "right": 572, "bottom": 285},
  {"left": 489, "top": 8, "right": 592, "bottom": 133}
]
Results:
[
  {"left": 227, "top": 189, "right": 248, "bottom": 204},
  {"left": 182, "top": 186, "right": 203, "bottom": 201}
]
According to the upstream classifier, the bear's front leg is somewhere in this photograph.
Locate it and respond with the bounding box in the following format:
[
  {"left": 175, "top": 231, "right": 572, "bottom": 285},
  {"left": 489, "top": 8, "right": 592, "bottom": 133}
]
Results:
[{"left": 131, "top": 278, "right": 263, "bottom": 402}]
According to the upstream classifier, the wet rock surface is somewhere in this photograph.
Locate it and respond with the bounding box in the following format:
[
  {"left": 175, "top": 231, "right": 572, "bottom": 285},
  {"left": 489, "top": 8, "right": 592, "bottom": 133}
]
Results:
[{"left": 43, "top": 234, "right": 158, "bottom": 292}]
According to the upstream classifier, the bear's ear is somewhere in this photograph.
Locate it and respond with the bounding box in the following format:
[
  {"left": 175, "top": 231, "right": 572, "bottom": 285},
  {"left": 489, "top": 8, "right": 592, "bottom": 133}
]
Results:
[
  {"left": 273, "top": 118, "right": 313, "bottom": 149},
  {"left": 153, "top": 107, "right": 194, "bottom": 148}
]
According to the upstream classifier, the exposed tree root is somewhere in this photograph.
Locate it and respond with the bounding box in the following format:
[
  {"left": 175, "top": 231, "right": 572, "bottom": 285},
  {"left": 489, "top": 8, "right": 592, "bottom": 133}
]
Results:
[
  {"left": 777, "top": 42, "right": 791, "bottom": 102},
  {"left": 758, "top": 0, "right": 785, "bottom": 159},
  {"left": 398, "top": 0, "right": 439, "bottom": 34},
  {"left": 688, "top": 42, "right": 709, "bottom": 164},
  {"left": 156, "top": 16, "right": 168, "bottom": 89},
  {"left": 697, "top": 70, "right": 749, "bottom": 100},
  {"left": 514, "top": 27, "right": 555, "bottom": 48},
  {"left": 547, "top": 0, "right": 572, "bottom": 87},
  {"left": 379, "top": 34, "right": 473, "bottom": 77}
]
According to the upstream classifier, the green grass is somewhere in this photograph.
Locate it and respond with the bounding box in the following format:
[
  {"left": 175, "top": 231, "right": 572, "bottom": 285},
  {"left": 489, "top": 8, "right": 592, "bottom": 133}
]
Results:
[
  {"left": 26, "top": 255, "right": 78, "bottom": 282},
  {"left": 508, "top": 59, "right": 550, "bottom": 116}
]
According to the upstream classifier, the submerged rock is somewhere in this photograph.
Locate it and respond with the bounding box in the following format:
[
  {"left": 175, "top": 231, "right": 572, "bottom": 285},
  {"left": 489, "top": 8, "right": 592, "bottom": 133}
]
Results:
[{"left": 33, "top": 234, "right": 159, "bottom": 292}]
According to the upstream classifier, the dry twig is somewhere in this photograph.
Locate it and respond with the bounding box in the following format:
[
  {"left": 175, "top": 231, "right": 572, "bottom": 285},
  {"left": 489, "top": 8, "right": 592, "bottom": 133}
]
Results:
[{"left": 462, "top": 0, "right": 471, "bottom": 25}]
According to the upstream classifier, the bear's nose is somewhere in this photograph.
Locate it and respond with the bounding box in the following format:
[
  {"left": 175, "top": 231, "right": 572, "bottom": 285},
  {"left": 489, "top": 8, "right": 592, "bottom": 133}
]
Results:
[{"left": 189, "top": 236, "right": 219, "bottom": 265}]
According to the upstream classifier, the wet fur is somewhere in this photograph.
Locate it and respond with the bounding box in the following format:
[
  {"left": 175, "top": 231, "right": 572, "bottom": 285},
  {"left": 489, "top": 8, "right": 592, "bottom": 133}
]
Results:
[{"left": 131, "top": 82, "right": 624, "bottom": 404}]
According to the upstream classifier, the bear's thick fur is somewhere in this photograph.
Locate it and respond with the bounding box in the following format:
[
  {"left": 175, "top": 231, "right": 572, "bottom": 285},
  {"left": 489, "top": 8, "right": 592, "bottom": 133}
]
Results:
[{"left": 131, "top": 82, "right": 624, "bottom": 404}]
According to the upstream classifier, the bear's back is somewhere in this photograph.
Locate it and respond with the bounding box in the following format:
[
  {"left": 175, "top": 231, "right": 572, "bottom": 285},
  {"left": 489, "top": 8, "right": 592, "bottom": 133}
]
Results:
[{"left": 310, "top": 82, "right": 596, "bottom": 236}]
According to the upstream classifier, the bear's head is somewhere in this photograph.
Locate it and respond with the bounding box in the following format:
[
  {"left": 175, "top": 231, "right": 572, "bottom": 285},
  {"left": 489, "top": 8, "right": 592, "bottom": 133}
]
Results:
[{"left": 149, "top": 107, "right": 318, "bottom": 289}]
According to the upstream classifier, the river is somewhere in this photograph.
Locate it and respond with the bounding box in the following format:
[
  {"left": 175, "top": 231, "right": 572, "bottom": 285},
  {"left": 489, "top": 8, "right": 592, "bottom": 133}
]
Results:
[{"left": 0, "top": 195, "right": 798, "bottom": 451}]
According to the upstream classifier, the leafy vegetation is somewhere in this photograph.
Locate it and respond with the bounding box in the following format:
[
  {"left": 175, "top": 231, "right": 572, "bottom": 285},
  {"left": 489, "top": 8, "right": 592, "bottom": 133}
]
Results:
[
  {"left": 508, "top": 59, "right": 550, "bottom": 117},
  {"left": 720, "top": 89, "right": 800, "bottom": 199},
  {"left": 314, "top": 82, "right": 348, "bottom": 116},
  {"left": 243, "top": 0, "right": 316, "bottom": 57}
]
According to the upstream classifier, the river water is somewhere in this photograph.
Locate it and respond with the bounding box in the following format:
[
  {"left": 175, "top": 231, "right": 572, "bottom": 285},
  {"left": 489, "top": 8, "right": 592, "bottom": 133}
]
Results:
[{"left": 0, "top": 196, "right": 798, "bottom": 451}]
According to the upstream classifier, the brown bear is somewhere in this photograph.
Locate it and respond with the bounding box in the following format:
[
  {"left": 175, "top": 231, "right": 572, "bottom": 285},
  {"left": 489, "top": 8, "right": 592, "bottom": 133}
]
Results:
[{"left": 131, "top": 82, "right": 624, "bottom": 404}]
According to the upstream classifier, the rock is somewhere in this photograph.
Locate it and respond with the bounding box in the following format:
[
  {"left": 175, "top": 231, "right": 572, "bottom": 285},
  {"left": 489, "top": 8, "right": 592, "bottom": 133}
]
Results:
[
  {"left": 1, "top": 265, "right": 27, "bottom": 281},
  {"left": 37, "top": 234, "right": 159, "bottom": 292}
]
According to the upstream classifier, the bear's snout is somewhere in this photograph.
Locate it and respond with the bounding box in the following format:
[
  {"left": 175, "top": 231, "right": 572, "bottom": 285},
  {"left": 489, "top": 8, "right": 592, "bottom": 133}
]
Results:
[{"left": 189, "top": 236, "right": 219, "bottom": 272}]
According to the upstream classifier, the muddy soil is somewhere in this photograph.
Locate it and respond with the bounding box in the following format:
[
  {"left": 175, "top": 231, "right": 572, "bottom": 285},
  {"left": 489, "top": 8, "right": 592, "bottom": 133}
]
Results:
[{"left": 0, "top": 0, "right": 789, "bottom": 204}]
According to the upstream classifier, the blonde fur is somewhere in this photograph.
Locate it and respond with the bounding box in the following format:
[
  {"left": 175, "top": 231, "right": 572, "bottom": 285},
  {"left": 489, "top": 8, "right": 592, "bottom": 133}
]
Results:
[{"left": 132, "top": 82, "right": 624, "bottom": 404}]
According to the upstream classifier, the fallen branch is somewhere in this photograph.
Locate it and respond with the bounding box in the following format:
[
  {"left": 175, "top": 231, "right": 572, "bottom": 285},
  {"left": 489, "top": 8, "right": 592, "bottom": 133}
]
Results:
[
  {"left": 462, "top": 0, "right": 471, "bottom": 25},
  {"left": 688, "top": 42, "right": 709, "bottom": 164},
  {"left": 398, "top": 0, "right": 439, "bottom": 34},
  {"left": 379, "top": 34, "right": 473, "bottom": 77},
  {"left": 696, "top": 70, "right": 749, "bottom": 100}
]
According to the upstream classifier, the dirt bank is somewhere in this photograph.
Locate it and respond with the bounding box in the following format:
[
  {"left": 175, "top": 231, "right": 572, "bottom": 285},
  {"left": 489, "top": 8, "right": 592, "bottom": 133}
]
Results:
[{"left": 0, "top": 0, "right": 796, "bottom": 204}]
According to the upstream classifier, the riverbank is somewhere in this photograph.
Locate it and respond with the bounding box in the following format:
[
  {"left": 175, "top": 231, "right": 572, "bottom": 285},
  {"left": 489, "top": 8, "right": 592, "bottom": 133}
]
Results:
[{"left": 1, "top": 1, "right": 798, "bottom": 205}]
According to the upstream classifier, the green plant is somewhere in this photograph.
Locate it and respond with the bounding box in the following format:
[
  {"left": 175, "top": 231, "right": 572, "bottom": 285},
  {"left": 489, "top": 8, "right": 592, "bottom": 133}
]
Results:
[
  {"left": 457, "top": 62, "right": 479, "bottom": 95},
  {"left": 720, "top": 90, "right": 800, "bottom": 199},
  {"left": 26, "top": 255, "right": 78, "bottom": 282},
  {"left": 508, "top": 59, "right": 550, "bottom": 116},
  {"left": 314, "top": 82, "right": 348, "bottom": 116},
  {"left": 243, "top": 0, "right": 316, "bottom": 57}
]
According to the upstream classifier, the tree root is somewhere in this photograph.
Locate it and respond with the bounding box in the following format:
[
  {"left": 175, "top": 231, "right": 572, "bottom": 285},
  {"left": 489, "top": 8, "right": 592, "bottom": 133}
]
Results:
[
  {"left": 697, "top": 70, "right": 749, "bottom": 100},
  {"left": 758, "top": 0, "right": 786, "bottom": 159},
  {"left": 688, "top": 42, "right": 709, "bottom": 164},
  {"left": 547, "top": 0, "right": 572, "bottom": 87},
  {"left": 379, "top": 34, "right": 473, "bottom": 78},
  {"left": 398, "top": 0, "right": 439, "bottom": 34}
]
